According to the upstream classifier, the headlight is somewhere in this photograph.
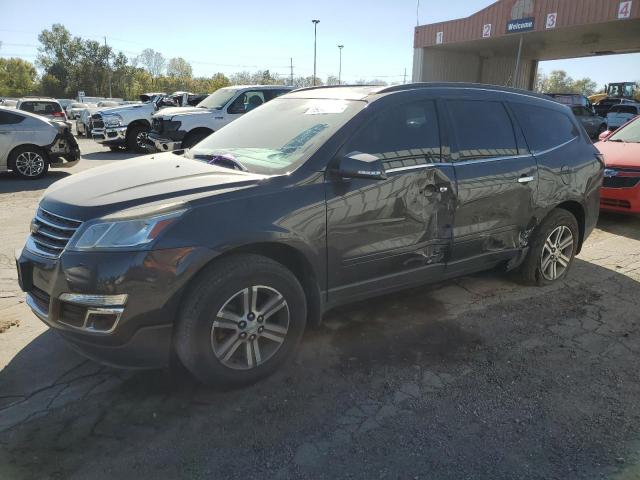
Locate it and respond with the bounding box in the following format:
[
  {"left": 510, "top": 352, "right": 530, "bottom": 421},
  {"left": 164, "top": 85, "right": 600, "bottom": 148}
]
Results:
[
  {"left": 103, "top": 114, "right": 123, "bottom": 127},
  {"left": 68, "top": 209, "right": 186, "bottom": 251}
]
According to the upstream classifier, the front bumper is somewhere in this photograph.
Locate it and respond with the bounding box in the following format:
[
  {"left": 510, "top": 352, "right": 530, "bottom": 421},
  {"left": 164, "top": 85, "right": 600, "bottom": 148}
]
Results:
[
  {"left": 600, "top": 184, "right": 640, "bottom": 214},
  {"left": 145, "top": 132, "right": 183, "bottom": 152},
  {"left": 15, "top": 245, "right": 211, "bottom": 368},
  {"left": 92, "top": 126, "right": 127, "bottom": 145}
]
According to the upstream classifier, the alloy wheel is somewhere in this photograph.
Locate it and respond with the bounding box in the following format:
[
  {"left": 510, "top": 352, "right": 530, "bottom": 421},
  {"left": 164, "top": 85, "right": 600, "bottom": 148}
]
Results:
[
  {"left": 540, "top": 225, "right": 574, "bottom": 281},
  {"left": 15, "top": 151, "right": 45, "bottom": 177},
  {"left": 211, "top": 285, "right": 290, "bottom": 370}
]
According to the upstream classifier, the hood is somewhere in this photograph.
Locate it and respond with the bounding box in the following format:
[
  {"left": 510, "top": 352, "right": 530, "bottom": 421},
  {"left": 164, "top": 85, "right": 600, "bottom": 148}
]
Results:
[
  {"left": 157, "top": 106, "right": 209, "bottom": 118},
  {"left": 595, "top": 141, "right": 640, "bottom": 168},
  {"left": 41, "top": 151, "right": 267, "bottom": 220}
]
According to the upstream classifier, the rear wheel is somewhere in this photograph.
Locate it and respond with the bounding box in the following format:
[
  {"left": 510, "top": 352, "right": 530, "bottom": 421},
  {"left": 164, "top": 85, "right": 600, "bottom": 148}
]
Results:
[
  {"left": 175, "top": 254, "right": 307, "bottom": 386},
  {"left": 10, "top": 146, "right": 49, "bottom": 179},
  {"left": 518, "top": 209, "right": 579, "bottom": 286},
  {"left": 126, "top": 124, "right": 150, "bottom": 153}
]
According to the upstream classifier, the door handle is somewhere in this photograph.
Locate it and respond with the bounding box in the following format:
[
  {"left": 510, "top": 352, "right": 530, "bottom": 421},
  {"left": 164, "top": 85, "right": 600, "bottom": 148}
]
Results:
[{"left": 518, "top": 175, "right": 535, "bottom": 184}]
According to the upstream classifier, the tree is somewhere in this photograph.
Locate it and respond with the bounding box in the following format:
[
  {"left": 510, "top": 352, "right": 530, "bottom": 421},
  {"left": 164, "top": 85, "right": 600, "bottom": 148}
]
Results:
[
  {"left": 167, "top": 57, "right": 193, "bottom": 79},
  {"left": 0, "top": 58, "right": 38, "bottom": 97},
  {"left": 536, "top": 70, "right": 598, "bottom": 96},
  {"left": 37, "top": 24, "right": 82, "bottom": 96},
  {"left": 136, "top": 49, "right": 166, "bottom": 84},
  {"left": 326, "top": 75, "right": 340, "bottom": 86}
]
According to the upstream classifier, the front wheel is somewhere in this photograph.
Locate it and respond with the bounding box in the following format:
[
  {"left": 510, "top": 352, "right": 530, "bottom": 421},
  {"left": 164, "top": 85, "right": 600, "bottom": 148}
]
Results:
[
  {"left": 175, "top": 254, "right": 307, "bottom": 386},
  {"left": 126, "top": 124, "right": 150, "bottom": 153},
  {"left": 182, "top": 130, "right": 212, "bottom": 149},
  {"left": 10, "top": 146, "right": 49, "bottom": 179},
  {"left": 518, "top": 209, "right": 579, "bottom": 286}
]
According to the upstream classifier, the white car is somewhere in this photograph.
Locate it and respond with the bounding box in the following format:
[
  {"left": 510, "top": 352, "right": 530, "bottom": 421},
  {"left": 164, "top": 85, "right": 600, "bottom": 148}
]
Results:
[
  {"left": 146, "top": 85, "right": 293, "bottom": 152},
  {"left": 66, "top": 102, "right": 89, "bottom": 120},
  {"left": 91, "top": 92, "right": 183, "bottom": 152},
  {"left": 0, "top": 107, "right": 80, "bottom": 179},
  {"left": 606, "top": 104, "right": 640, "bottom": 131}
]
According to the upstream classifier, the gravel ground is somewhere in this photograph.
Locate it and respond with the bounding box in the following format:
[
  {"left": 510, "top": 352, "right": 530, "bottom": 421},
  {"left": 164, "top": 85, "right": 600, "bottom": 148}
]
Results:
[{"left": 0, "top": 138, "right": 639, "bottom": 479}]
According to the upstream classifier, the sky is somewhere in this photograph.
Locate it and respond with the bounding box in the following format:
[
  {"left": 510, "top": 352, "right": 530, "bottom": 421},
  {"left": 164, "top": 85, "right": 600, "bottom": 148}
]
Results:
[{"left": 0, "top": 0, "right": 638, "bottom": 86}]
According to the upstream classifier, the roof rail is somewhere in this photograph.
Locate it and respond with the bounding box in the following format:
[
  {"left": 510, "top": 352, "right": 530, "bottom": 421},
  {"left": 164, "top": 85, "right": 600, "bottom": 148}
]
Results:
[
  {"left": 292, "top": 84, "right": 379, "bottom": 93},
  {"left": 375, "top": 81, "right": 552, "bottom": 101}
]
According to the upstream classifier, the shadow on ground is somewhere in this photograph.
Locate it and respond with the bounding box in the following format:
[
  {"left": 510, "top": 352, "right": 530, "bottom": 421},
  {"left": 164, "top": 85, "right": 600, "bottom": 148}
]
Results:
[
  {"left": 0, "top": 171, "right": 70, "bottom": 194},
  {"left": 1, "top": 253, "right": 639, "bottom": 479},
  {"left": 597, "top": 212, "right": 640, "bottom": 241}
]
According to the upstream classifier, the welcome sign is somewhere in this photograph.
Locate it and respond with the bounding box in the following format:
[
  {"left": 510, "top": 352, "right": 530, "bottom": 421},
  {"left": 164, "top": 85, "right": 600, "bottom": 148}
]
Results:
[{"left": 506, "top": 17, "right": 535, "bottom": 33}]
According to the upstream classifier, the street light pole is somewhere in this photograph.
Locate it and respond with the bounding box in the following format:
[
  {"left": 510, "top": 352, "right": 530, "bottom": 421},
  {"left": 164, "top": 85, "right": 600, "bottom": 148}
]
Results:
[
  {"left": 312, "top": 19, "right": 320, "bottom": 86},
  {"left": 338, "top": 45, "right": 344, "bottom": 85}
]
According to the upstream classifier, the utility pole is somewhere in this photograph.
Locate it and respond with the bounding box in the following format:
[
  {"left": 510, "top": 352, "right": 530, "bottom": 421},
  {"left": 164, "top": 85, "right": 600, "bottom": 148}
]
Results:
[
  {"left": 104, "top": 36, "right": 112, "bottom": 98},
  {"left": 403, "top": 68, "right": 407, "bottom": 84},
  {"left": 338, "top": 45, "right": 344, "bottom": 85},
  {"left": 416, "top": 0, "right": 420, "bottom": 26},
  {"left": 312, "top": 19, "right": 320, "bottom": 86},
  {"left": 290, "top": 57, "right": 294, "bottom": 86}
]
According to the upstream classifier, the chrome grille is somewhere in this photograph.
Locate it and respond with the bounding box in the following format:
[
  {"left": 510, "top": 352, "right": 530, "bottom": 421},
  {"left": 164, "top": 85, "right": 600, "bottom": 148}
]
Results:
[{"left": 28, "top": 208, "right": 82, "bottom": 258}]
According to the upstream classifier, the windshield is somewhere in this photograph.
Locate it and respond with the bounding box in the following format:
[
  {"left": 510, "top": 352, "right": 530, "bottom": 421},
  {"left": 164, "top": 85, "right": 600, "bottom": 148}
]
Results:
[
  {"left": 189, "top": 97, "right": 366, "bottom": 174},
  {"left": 197, "top": 88, "right": 240, "bottom": 109},
  {"left": 609, "top": 117, "right": 640, "bottom": 143}
]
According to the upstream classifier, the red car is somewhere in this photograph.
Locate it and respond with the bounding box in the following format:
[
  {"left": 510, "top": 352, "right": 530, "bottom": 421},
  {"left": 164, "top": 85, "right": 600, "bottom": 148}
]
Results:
[{"left": 596, "top": 116, "right": 640, "bottom": 214}]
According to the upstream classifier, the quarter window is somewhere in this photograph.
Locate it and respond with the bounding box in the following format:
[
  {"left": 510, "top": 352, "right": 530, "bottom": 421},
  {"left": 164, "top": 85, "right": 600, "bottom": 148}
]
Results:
[
  {"left": 511, "top": 103, "right": 579, "bottom": 153},
  {"left": 344, "top": 100, "right": 441, "bottom": 168},
  {"left": 447, "top": 100, "right": 518, "bottom": 160},
  {"left": 0, "top": 110, "right": 25, "bottom": 125}
]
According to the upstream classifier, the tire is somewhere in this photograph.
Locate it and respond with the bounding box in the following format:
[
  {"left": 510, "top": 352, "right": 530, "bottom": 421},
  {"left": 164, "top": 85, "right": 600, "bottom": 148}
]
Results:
[
  {"left": 175, "top": 254, "right": 307, "bottom": 386},
  {"left": 126, "top": 124, "right": 150, "bottom": 153},
  {"left": 182, "top": 130, "right": 212, "bottom": 149},
  {"left": 9, "top": 146, "right": 49, "bottom": 179},
  {"left": 518, "top": 208, "right": 579, "bottom": 286}
]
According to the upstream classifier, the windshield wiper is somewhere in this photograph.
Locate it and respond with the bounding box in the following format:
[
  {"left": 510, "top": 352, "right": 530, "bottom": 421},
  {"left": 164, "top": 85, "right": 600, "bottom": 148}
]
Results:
[{"left": 608, "top": 139, "right": 625, "bottom": 142}]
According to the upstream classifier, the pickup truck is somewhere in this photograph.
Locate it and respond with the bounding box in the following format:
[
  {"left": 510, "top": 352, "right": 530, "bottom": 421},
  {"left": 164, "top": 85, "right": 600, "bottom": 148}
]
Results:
[
  {"left": 91, "top": 92, "right": 200, "bottom": 152},
  {"left": 146, "top": 85, "right": 293, "bottom": 152}
]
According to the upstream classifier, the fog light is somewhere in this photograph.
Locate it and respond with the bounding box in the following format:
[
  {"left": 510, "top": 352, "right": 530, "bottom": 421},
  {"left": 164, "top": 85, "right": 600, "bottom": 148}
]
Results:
[
  {"left": 85, "top": 310, "right": 120, "bottom": 332},
  {"left": 58, "top": 293, "right": 127, "bottom": 334}
]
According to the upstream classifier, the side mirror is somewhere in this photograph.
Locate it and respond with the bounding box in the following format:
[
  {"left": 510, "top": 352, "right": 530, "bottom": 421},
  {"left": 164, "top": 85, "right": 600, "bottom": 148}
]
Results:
[
  {"left": 334, "top": 152, "right": 387, "bottom": 180},
  {"left": 598, "top": 130, "right": 612, "bottom": 141}
]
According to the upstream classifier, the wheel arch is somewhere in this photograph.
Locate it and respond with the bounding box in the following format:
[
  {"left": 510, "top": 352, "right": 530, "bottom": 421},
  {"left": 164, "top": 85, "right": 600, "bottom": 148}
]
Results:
[
  {"left": 555, "top": 200, "right": 585, "bottom": 253},
  {"left": 7, "top": 144, "right": 49, "bottom": 170},
  {"left": 178, "top": 242, "right": 323, "bottom": 328},
  {"left": 126, "top": 119, "right": 151, "bottom": 134}
]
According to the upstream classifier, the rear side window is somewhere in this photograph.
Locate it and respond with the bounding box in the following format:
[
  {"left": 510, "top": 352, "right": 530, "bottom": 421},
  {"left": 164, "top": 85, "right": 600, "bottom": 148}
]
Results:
[
  {"left": 510, "top": 103, "right": 579, "bottom": 153},
  {"left": 264, "top": 90, "right": 290, "bottom": 101},
  {"left": 0, "top": 110, "right": 25, "bottom": 125},
  {"left": 20, "top": 101, "right": 62, "bottom": 114},
  {"left": 447, "top": 100, "right": 518, "bottom": 160},
  {"left": 345, "top": 100, "right": 441, "bottom": 166}
]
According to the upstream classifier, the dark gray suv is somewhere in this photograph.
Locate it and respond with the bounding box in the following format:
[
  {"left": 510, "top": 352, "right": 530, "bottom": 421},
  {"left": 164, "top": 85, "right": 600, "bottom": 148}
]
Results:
[{"left": 16, "top": 83, "right": 603, "bottom": 385}]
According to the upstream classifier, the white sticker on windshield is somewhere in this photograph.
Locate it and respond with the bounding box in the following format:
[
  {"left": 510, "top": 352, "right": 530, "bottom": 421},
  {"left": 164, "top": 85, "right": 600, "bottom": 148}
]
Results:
[{"left": 304, "top": 100, "right": 348, "bottom": 115}]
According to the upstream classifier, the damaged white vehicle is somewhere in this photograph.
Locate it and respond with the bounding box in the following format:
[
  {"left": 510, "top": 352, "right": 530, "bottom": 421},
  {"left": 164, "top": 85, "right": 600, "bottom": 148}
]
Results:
[
  {"left": 146, "top": 85, "right": 293, "bottom": 152},
  {"left": 0, "top": 107, "right": 80, "bottom": 179}
]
